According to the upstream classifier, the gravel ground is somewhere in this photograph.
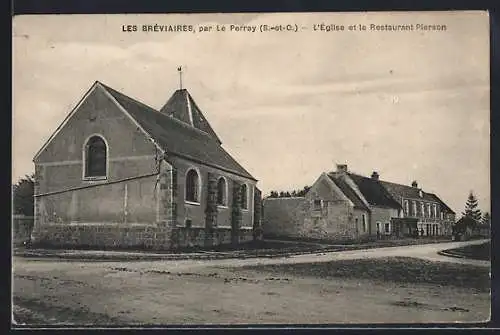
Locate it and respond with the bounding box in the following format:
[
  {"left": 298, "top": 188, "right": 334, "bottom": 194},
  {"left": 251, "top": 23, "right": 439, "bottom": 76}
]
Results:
[{"left": 12, "top": 242, "right": 490, "bottom": 326}]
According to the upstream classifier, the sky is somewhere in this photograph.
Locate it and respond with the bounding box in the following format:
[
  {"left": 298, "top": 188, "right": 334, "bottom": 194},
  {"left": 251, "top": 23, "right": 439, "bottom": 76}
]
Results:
[{"left": 12, "top": 11, "right": 490, "bottom": 214}]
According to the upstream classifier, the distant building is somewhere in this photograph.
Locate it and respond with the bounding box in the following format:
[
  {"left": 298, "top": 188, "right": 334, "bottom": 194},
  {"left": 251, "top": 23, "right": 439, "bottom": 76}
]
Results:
[
  {"left": 31, "top": 80, "right": 261, "bottom": 250},
  {"left": 263, "top": 164, "right": 455, "bottom": 241}
]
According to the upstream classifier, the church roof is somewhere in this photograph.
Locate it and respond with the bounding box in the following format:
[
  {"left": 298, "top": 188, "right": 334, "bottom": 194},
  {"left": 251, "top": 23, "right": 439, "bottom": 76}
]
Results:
[
  {"left": 100, "top": 82, "right": 256, "bottom": 181},
  {"left": 159, "top": 89, "right": 222, "bottom": 144}
]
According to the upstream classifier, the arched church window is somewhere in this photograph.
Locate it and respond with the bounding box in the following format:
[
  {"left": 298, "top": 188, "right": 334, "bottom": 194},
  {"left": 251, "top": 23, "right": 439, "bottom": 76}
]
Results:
[
  {"left": 241, "top": 184, "right": 248, "bottom": 209},
  {"left": 84, "top": 135, "right": 107, "bottom": 178},
  {"left": 217, "top": 177, "right": 227, "bottom": 206},
  {"left": 185, "top": 169, "right": 200, "bottom": 203}
]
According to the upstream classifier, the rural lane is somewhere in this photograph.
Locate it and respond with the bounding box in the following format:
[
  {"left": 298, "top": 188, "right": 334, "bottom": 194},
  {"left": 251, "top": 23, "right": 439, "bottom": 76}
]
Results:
[{"left": 76, "top": 239, "right": 490, "bottom": 273}]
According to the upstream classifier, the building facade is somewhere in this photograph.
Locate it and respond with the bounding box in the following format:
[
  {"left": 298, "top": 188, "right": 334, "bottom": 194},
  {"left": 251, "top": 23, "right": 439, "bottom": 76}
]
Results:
[
  {"left": 263, "top": 164, "right": 455, "bottom": 241},
  {"left": 31, "top": 81, "right": 261, "bottom": 250}
]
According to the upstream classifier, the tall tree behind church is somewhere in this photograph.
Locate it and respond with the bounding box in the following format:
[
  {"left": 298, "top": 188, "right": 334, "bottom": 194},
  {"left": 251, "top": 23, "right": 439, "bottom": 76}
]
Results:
[{"left": 12, "top": 174, "right": 35, "bottom": 216}]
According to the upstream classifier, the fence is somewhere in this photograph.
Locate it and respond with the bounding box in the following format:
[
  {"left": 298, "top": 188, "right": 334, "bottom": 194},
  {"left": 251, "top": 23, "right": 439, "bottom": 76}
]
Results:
[{"left": 12, "top": 214, "right": 34, "bottom": 246}]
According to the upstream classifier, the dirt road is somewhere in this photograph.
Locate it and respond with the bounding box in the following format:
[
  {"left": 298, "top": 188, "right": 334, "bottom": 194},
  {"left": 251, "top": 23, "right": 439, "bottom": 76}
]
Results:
[
  {"left": 66, "top": 239, "right": 487, "bottom": 273},
  {"left": 12, "top": 239, "right": 490, "bottom": 325}
]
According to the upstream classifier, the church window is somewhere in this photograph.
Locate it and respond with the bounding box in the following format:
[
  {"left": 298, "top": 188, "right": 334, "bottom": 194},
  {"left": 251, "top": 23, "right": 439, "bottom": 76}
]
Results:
[
  {"left": 84, "top": 135, "right": 107, "bottom": 178},
  {"left": 217, "top": 177, "right": 227, "bottom": 206},
  {"left": 241, "top": 184, "right": 248, "bottom": 209},
  {"left": 185, "top": 169, "right": 200, "bottom": 203}
]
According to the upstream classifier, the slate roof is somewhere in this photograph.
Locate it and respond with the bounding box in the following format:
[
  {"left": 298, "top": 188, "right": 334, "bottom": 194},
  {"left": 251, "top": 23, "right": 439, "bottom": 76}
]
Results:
[
  {"left": 348, "top": 173, "right": 402, "bottom": 209},
  {"left": 159, "top": 89, "right": 222, "bottom": 143},
  {"left": 426, "top": 193, "right": 456, "bottom": 214},
  {"left": 100, "top": 82, "right": 256, "bottom": 180},
  {"left": 328, "top": 174, "right": 369, "bottom": 211},
  {"left": 325, "top": 170, "right": 454, "bottom": 214},
  {"left": 378, "top": 180, "right": 437, "bottom": 204}
]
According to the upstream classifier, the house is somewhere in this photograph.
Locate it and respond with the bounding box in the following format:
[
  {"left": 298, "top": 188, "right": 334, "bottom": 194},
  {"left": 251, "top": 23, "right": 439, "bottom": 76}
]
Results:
[
  {"left": 263, "top": 164, "right": 455, "bottom": 241},
  {"left": 30, "top": 81, "right": 261, "bottom": 250}
]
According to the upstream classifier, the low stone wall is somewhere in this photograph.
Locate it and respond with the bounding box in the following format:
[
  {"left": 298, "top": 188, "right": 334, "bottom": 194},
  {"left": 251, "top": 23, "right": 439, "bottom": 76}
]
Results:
[
  {"left": 31, "top": 223, "right": 167, "bottom": 250},
  {"left": 170, "top": 227, "right": 254, "bottom": 249},
  {"left": 13, "top": 215, "right": 34, "bottom": 245},
  {"left": 30, "top": 223, "right": 254, "bottom": 250}
]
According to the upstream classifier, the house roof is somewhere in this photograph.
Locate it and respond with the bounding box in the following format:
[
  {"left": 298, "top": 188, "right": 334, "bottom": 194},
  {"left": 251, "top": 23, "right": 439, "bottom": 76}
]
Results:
[
  {"left": 426, "top": 193, "right": 456, "bottom": 214},
  {"left": 324, "top": 169, "right": 453, "bottom": 214},
  {"left": 328, "top": 174, "right": 369, "bottom": 211},
  {"left": 378, "top": 180, "right": 437, "bottom": 204},
  {"left": 159, "top": 89, "right": 222, "bottom": 144},
  {"left": 100, "top": 82, "right": 256, "bottom": 181},
  {"left": 347, "top": 173, "right": 402, "bottom": 209}
]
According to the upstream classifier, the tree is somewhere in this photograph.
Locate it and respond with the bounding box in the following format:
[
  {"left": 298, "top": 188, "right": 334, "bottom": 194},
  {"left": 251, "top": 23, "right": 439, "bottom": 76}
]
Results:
[
  {"left": 462, "top": 191, "right": 482, "bottom": 225},
  {"left": 296, "top": 185, "right": 311, "bottom": 197},
  {"left": 12, "top": 174, "right": 35, "bottom": 216},
  {"left": 482, "top": 212, "right": 491, "bottom": 226}
]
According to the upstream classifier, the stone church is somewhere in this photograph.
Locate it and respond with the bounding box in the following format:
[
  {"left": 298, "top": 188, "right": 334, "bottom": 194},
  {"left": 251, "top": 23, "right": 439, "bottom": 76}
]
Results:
[{"left": 31, "top": 80, "right": 261, "bottom": 250}]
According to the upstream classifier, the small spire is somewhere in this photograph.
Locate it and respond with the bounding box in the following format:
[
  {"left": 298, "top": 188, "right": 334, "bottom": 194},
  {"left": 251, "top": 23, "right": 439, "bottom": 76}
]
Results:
[{"left": 177, "top": 66, "right": 183, "bottom": 89}]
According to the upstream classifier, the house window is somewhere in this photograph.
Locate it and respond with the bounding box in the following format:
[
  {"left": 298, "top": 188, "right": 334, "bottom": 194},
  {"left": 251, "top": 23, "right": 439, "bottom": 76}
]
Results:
[
  {"left": 217, "top": 177, "right": 227, "bottom": 206},
  {"left": 313, "top": 199, "right": 322, "bottom": 211},
  {"left": 385, "top": 223, "right": 390, "bottom": 233},
  {"left": 433, "top": 204, "right": 437, "bottom": 218},
  {"left": 404, "top": 200, "right": 409, "bottom": 216},
  {"left": 421, "top": 203, "right": 425, "bottom": 218},
  {"left": 440, "top": 212, "right": 444, "bottom": 220},
  {"left": 362, "top": 214, "right": 367, "bottom": 232},
  {"left": 427, "top": 204, "right": 431, "bottom": 218},
  {"left": 412, "top": 201, "right": 417, "bottom": 217},
  {"left": 240, "top": 184, "right": 248, "bottom": 209},
  {"left": 185, "top": 169, "right": 200, "bottom": 203},
  {"left": 84, "top": 135, "right": 107, "bottom": 178},
  {"left": 376, "top": 222, "right": 381, "bottom": 233}
]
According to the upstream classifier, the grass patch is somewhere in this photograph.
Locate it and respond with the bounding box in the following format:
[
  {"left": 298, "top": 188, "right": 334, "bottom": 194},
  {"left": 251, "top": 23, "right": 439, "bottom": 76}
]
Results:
[
  {"left": 442, "top": 241, "right": 490, "bottom": 261},
  {"left": 242, "top": 257, "right": 490, "bottom": 292},
  {"left": 24, "top": 240, "right": 319, "bottom": 254},
  {"left": 15, "top": 240, "right": 340, "bottom": 261},
  {"left": 264, "top": 235, "right": 452, "bottom": 247}
]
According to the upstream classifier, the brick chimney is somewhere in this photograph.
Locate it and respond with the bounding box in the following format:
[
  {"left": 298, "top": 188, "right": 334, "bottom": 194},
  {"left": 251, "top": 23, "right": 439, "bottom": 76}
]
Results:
[
  {"left": 411, "top": 180, "right": 418, "bottom": 188},
  {"left": 336, "top": 164, "right": 348, "bottom": 174},
  {"left": 371, "top": 171, "right": 379, "bottom": 180}
]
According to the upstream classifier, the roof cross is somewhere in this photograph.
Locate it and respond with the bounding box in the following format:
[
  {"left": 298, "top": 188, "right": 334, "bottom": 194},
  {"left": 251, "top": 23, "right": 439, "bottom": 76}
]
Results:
[{"left": 177, "top": 66, "right": 183, "bottom": 89}]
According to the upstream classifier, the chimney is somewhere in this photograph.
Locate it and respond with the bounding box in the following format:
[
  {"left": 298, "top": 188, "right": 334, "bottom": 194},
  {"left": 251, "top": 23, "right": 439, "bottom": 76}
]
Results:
[
  {"left": 411, "top": 180, "right": 418, "bottom": 188},
  {"left": 336, "top": 164, "right": 348, "bottom": 174},
  {"left": 371, "top": 171, "right": 379, "bottom": 180}
]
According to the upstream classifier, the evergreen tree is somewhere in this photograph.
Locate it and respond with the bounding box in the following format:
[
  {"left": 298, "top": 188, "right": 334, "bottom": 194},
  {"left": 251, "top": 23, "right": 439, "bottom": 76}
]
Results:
[
  {"left": 482, "top": 212, "right": 491, "bottom": 226},
  {"left": 462, "top": 191, "right": 482, "bottom": 225}
]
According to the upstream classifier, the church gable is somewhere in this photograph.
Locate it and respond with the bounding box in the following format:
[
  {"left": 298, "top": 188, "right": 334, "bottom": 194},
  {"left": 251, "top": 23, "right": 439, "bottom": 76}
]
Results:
[
  {"left": 33, "top": 82, "right": 158, "bottom": 164},
  {"left": 33, "top": 80, "right": 256, "bottom": 181}
]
